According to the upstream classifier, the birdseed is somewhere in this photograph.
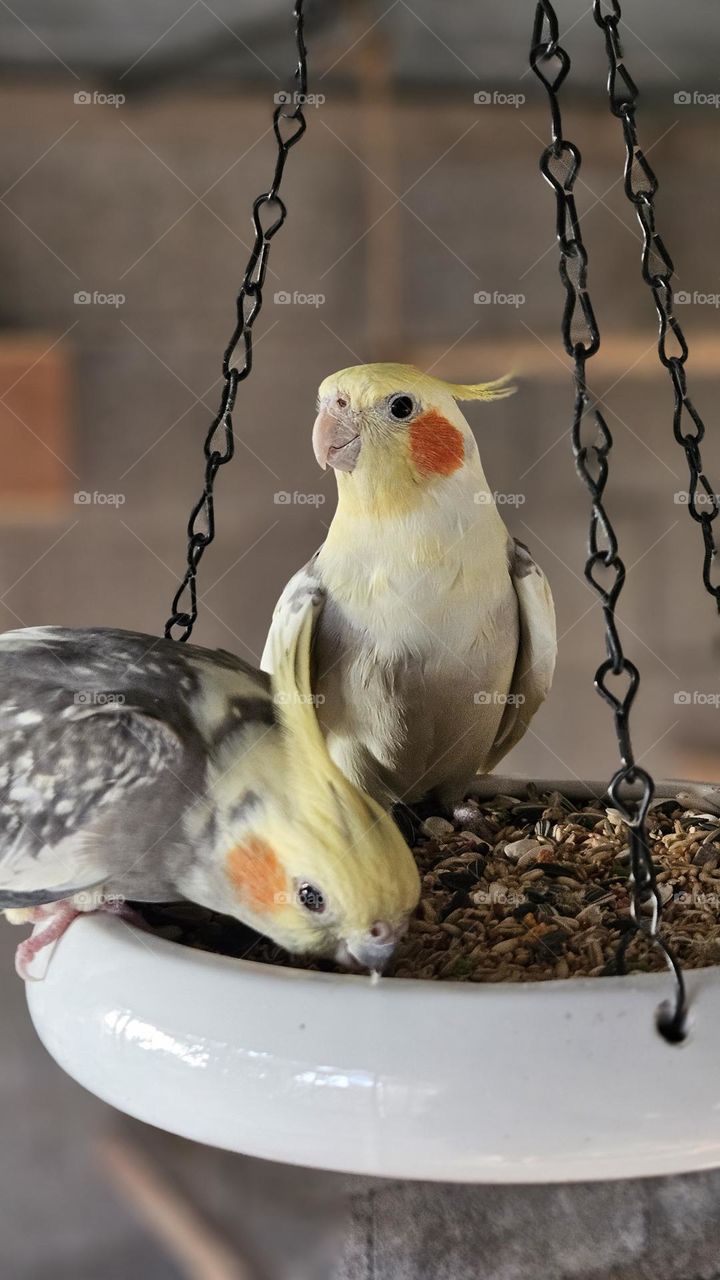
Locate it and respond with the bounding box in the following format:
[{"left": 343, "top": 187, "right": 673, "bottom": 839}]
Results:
[{"left": 135, "top": 788, "right": 720, "bottom": 982}]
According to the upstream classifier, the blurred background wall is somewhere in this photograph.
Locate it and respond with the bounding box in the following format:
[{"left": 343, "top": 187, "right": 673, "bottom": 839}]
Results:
[{"left": 1, "top": 2, "right": 720, "bottom": 1276}]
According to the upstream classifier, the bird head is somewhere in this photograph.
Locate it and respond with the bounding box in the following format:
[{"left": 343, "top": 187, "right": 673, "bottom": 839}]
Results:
[
  {"left": 235, "top": 785, "right": 420, "bottom": 972},
  {"left": 312, "top": 363, "right": 515, "bottom": 514},
  {"left": 221, "top": 591, "right": 421, "bottom": 972}
]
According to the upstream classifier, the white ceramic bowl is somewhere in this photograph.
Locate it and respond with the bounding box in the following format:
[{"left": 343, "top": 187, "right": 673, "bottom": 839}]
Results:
[{"left": 26, "top": 778, "right": 720, "bottom": 1184}]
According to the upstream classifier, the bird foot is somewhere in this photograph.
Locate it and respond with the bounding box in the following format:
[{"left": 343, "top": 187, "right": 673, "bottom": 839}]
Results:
[
  {"left": 14, "top": 901, "right": 80, "bottom": 981},
  {"left": 11, "top": 896, "right": 146, "bottom": 981}
]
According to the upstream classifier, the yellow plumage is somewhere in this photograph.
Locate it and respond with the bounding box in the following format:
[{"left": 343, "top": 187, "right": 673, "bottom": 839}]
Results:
[
  {"left": 264, "top": 361, "right": 556, "bottom": 813},
  {"left": 318, "top": 363, "right": 516, "bottom": 409},
  {"left": 248, "top": 590, "right": 421, "bottom": 956},
  {"left": 2, "top": 592, "right": 421, "bottom": 979}
]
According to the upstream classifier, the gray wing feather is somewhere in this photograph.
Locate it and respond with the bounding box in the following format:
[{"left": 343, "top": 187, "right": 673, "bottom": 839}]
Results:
[
  {"left": 0, "top": 700, "right": 185, "bottom": 897},
  {"left": 0, "top": 626, "right": 272, "bottom": 902}
]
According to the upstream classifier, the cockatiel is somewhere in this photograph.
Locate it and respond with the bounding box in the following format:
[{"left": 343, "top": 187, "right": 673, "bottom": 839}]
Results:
[
  {"left": 0, "top": 588, "right": 420, "bottom": 978},
  {"left": 262, "top": 363, "right": 556, "bottom": 813}
]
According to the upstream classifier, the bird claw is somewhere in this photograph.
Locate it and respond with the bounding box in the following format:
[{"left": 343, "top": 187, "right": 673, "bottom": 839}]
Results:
[
  {"left": 12, "top": 897, "right": 151, "bottom": 980},
  {"left": 14, "top": 902, "right": 80, "bottom": 981}
]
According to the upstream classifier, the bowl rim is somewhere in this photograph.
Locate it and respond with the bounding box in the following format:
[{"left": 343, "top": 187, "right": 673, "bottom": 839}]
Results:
[{"left": 24, "top": 775, "right": 720, "bottom": 1183}]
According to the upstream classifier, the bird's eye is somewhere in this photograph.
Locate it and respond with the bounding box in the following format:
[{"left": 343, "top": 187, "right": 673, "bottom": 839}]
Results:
[
  {"left": 388, "top": 393, "right": 415, "bottom": 421},
  {"left": 297, "top": 882, "right": 326, "bottom": 913}
]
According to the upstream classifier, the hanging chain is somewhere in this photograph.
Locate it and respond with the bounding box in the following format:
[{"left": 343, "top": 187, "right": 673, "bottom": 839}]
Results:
[
  {"left": 529, "top": 0, "right": 687, "bottom": 1040},
  {"left": 165, "top": 0, "right": 308, "bottom": 642},
  {"left": 592, "top": 0, "right": 720, "bottom": 610}
]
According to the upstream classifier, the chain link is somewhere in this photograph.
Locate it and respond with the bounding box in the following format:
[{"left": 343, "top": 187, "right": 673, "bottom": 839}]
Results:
[
  {"left": 530, "top": 0, "right": 687, "bottom": 1041},
  {"left": 165, "top": 0, "right": 308, "bottom": 642},
  {"left": 592, "top": 0, "right": 720, "bottom": 609}
]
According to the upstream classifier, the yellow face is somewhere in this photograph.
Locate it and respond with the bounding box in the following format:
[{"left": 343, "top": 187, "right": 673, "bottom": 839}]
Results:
[
  {"left": 223, "top": 797, "right": 421, "bottom": 971},
  {"left": 313, "top": 365, "right": 472, "bottom": 509}
]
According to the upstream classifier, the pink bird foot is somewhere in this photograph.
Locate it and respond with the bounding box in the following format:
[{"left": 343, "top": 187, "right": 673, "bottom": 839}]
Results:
[
  {"left": 14, "top": 901, "right": 80, "bottom": 980},
  {"left": 12, "top": 897, "right": 148, "bottom": 980}
]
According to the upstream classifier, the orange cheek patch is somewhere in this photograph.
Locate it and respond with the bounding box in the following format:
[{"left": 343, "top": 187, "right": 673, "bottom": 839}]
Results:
[
  {"left": 409, "top": 411, "right": 465, "bottom": 476},
  {"left": 226, "top": 837, "right": 288, "bottom": 913}
]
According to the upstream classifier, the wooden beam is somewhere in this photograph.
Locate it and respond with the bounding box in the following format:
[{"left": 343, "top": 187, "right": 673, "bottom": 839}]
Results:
[
  {"left": 97, "top": 1136, "right": 256, "bottom": 1280},
  {"left": 405, "top": 332, "right": 720, "bottom": 381},
  {"left": 0, "top": 330, "right": 72, "bottom": 510}
]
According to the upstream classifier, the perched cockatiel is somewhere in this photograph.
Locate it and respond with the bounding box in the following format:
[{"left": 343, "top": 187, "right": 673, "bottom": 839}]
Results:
[
  {"left": 262, "top": 364, "right": 556, "bottom": 813},
  {"left": 0, "top": 589, "right": 420, "bottom": 978}
]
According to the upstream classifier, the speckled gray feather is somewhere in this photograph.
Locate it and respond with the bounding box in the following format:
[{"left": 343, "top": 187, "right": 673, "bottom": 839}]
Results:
[{"left": 0, "top": 626, "right": 275, "bottom": 907}]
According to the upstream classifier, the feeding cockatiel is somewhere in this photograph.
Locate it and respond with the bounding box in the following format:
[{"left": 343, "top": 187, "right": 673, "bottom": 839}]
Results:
[
  {"left": 262, "top": 363, "right": 556, "bottom": 813},
  {"left": 0, "top": 589, "right": 420, "bottom": 978}
]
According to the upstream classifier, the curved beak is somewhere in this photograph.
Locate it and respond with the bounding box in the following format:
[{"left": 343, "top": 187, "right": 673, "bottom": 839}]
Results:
[
  {"left": 312, "top": 406, "right": 361, "bottom": 473},
  {"left": 335, "top": 918, "right": 409, "bottom": 975}
]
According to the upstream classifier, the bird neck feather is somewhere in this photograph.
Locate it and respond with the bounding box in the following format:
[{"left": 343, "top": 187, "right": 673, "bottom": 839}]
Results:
[{"left": 321, "top": 454, "right": 507, "bottom": 584}]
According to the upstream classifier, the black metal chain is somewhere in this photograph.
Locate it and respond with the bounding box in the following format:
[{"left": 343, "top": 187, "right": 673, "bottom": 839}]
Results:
[
  {"left": 529, "top": 0, "right": 687, "bottom": 1041},
  {"left": 165, "top": 0, "right": 308, "bottom": 642},
  {"left": 592, "top": 0, "right": 720, "bottom": 610}
]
